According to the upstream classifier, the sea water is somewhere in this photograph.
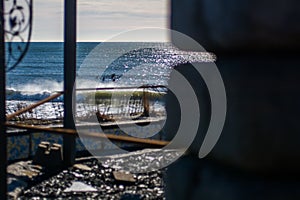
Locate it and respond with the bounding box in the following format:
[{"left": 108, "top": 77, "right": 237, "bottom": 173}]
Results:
[
  {"left": 6, "top": 42, "right": 214, "bottom": 101},
  {"left": 5, "top": 42, "right": 215, "bottom": 160},
  {"left": 6, "top": 42, "right": 214, "bottom": 118}
]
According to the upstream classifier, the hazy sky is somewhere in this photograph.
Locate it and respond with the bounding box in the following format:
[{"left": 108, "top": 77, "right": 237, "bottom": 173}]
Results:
[{"left": 32, "top": 0, "right": 169, "bottom": 42}]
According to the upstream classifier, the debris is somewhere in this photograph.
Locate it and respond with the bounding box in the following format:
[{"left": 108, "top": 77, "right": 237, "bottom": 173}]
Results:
[
  {"left": 19, "top": 149, "right": 180, "bottom": 199},
  {"left": 120, "top": 193, "right": 143, "bottom": 200},
  {"left": 32, "top": 142, "right": 63, "bottom": 170},
  {"left": 113, "top": 171, "right": 136, "bottom": 183},
  {"left": 73, "top": 164, "right": 92, "bottom": 171},
  {"left": 63, "top": 181, "right": 98, "bottom": 192}
]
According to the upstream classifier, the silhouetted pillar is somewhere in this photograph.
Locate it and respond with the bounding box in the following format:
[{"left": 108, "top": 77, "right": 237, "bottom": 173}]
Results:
[
  {"left": 0, "top": 0, "right": 7, "bottom": 198},
  {"left": 63, "top": 0, "right": 77, "bottom": 166}
]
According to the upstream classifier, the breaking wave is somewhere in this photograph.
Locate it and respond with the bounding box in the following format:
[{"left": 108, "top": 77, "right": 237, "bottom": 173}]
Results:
[{"left": 7, "top": 79, "right": 63, "bottom": 101}]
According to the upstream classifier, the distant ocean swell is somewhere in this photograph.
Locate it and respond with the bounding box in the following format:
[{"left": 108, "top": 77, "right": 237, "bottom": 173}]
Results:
[
  {"left": 6, "top": 42, "right": 215, "bottom": 102},
  {"left": 6, "top": 78, "right": 166, "bottom": 102}
]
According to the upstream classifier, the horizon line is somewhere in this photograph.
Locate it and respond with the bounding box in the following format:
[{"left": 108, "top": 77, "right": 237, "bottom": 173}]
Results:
[{"left": 9, "top": 40, "right": 171, "bottom": 43}]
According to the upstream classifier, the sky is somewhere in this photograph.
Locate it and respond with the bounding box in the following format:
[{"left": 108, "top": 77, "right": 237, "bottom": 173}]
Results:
[{"left": 32, "top": 0, "right": 169, "bottom": 42}]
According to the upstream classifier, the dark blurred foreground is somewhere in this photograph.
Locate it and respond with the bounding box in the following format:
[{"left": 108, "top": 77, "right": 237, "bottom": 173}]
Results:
[{"left": 164, "top": 0, "right": 300, "bottom": 199}]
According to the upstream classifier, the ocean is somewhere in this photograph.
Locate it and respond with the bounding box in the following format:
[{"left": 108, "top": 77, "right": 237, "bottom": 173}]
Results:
[
  {"left": 6, "top": 42, "right": 175, "bottom": 121},
  {"left": 6, "top": 42, "right": 214, "bottom": 102},
  {"left": 5, "top": 42, "right": 215, "bottom": 161},
  {"left": 6, "top": 42, "right": 168, "bottom": 101},
  {"left": 5, "top": 42, "right": 215, "bottom": 121}
]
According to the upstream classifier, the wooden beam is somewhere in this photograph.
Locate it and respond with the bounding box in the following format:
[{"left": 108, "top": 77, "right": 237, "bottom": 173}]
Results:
[
  {"left": 76, "top": 85, "right": 167, "bottom": 91},
  {"left": 5, "top": 123, "right": 169, "bottom": 147}
]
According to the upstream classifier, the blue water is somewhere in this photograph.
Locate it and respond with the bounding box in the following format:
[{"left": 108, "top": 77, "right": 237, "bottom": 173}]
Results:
[
  {"left": 5, "top": 42, "right": 216, "bottom": 161},
  {"left": 6, "top": 42, "right": 213, "bottom": 101},
  {"left": 7, "top": 42, "right": 96, "bottom": 100}
]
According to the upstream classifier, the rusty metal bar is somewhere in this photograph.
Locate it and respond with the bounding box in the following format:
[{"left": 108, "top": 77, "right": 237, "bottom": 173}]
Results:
[
  {"left": 5, "top": 123, "right": 169, "bottom": 147},
  {"left": 75, "top": 85, "right": 167, "bottom": 91},
  {"left": 6, "top": 92, "right": 63, "bottom": 120},
  {"left": 0, "top": 0, "right": 7, "bottom": 198}
]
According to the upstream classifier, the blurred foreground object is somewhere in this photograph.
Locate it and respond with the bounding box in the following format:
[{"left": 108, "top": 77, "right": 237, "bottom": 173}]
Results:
[
  {"left": 165, "top": 0, "right": 300, "bottom": 199},
  {"left": 171, "top": 0, "right": 300, "bottom": 53}
]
